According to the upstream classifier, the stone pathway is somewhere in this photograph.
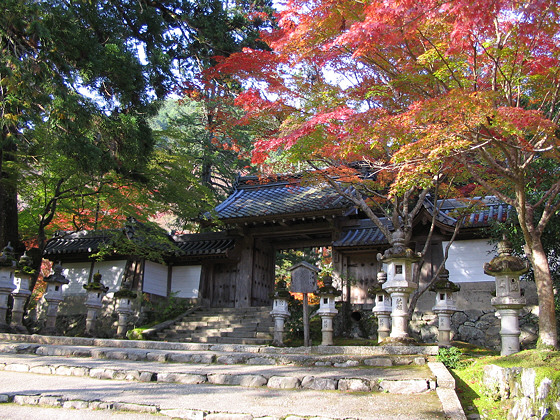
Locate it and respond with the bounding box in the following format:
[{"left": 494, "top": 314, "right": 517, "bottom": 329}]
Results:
[{"left": 0, "top": 333, "right": 466, "bottom": 419}]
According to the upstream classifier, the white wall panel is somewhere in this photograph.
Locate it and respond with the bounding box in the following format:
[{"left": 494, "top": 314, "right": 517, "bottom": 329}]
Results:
[
  {"left": 171, "top": 265, "right": 201, "bottom": 298},
  {"left": 442, "top": 239, "right": 496, "bottom": 283},
  {"left": 62, "top": 260, "right": 126, "bottom": 295},
  {"left": 143, "top": 261, "right": 168, "bottom": 297}
]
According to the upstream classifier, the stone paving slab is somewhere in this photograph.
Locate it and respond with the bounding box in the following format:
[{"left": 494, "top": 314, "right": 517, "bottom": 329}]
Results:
[{"left": 0, "top": 370, "right": 448, "bottom": 419}]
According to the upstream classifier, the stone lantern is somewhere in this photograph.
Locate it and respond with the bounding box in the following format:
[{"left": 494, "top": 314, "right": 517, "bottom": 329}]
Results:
[
  {"left": 484, "top": 238, "right": 528, "bottom": 356},
  {"left": 83, "top": 271, "right": 109, "bottom": 336},
  {"left": 43, "top": 262, "right": 69, "bottom": 334},
  {"left": 270, "top": 279, "right": 291, "bottom": 346},
  {"left": 317, "top": 276, "right": 341, "bottom": 346},
  {"left": 370, "top": 271, "right": 392, "bottom": 343},
  {"left": 430, "top": 267, "right": 460, "bottom": 347},
  {"left": 378, "top": 230, "right": 421, "bottom": 342},
  {"left": 0, "top": 243, "right": 17, "bottom": 332},
  {"left": 114, "top": 288, "right": 137, "bottom": 338},
  {"left": 11, "top": 252, "right": 34, "bottom": 333}
]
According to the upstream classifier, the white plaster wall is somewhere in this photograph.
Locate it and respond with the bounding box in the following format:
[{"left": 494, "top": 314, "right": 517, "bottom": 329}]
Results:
[
  {"left": 62, "top": 260, "right": 126, "bottom": 295},
  {"left": 143, "top": 261, "right": 168, "bottom": 297},
  {"left": 171, "top": 265, "right": 201, "bottom": 298},
  {"left": 442, "top": 239, "right": 496, "bottom": 283}
]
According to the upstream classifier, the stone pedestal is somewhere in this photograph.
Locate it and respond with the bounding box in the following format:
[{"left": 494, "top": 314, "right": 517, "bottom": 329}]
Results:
[
  {"left": 43, "top": 262, "right": 69, "bottom": 335},
  {"left": 378, "top": 231, "right": 420, "bottom": 342},
  {"left": 484, "top": 238, "right": 528, "bottom": 356},
  {"left": 370, "top": 271, "right": 392, "bottom": 343},
  {"left": 0, "top": 244, "right": 16, "bottom": 332},
  {"left": 270, "top": 281, "right": 290, "bottom": 346},
  {"left": 114, "top": 290, "right": 136, "bottom": 338},
  {"left": 11, "top": 253, "right": 34, "bottom": 333},
  {"left": 84, "top": 272, "right": 109, "bottom": 336},
  {"left": 317, "top": 276, "right": 341, "bottom": 346},
  {"left": 430, "top": 268, "right": 459, "bottom": 347}
]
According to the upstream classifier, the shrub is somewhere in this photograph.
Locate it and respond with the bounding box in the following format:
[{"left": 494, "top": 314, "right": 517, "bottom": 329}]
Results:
[{"left": 436, "top": 346, "right": 463, "bottom": 369}]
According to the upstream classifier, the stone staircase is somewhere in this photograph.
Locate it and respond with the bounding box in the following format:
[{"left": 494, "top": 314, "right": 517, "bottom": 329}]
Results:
[
  {"left": 0, "top": 333, "right": 465, "bottom": 419},
  {"left": 156, "top": 306, "right": 274, "bottom": 345}
]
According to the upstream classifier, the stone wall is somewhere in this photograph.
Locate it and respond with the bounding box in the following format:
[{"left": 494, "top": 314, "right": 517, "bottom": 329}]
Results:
[
  {"left": 482, "top": 364, "right": 559, "bottom": 419},
  {"left": 352, "top": 280, "right": 539, "bottom": 350},
  {"left": 31, "top": 294, "right": 145, "bottom": 338}
]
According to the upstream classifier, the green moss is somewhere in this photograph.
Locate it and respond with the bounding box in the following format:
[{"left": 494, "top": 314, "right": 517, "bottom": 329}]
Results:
[{"left": 450, "top": 348, "right": 560, "bottom": 419}]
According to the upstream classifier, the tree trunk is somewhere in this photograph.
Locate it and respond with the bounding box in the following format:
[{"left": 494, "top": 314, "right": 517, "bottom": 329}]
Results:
[
  {"left": 0, "top": 132, "right": 21, "bottom": 252},
  {"left": 527, "top": 239, "right": 558, "bottom": 349}
]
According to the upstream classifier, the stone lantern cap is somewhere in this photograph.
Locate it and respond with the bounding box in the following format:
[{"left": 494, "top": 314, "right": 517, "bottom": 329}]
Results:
[
  {"left": 317, "top": 276, "right": 341, "bottom": 296},
  {"left": 429, "top": 268, "right": 460, "bottom": 293},
  {"left": 271, "top": 279, "right": 291, "bottom": 299},
  {"left": 15, "top": 252, "right": 36, "bottom": 277},
  {"left": 44, "top": 262, "right": 69, "bottom": 285},
  {"left": 83, "top": 271, "right": 109, "bottom": 293},
  {"left": 484, "top": 239, "right": 529, "bottom": 276},
  {"left": 377, "top": 230, "right": 421, "bottom": 263},
  {"left": 0, "top": 243, "right": 16, "bottom": 268},
  {"left": 114, "top": 288, "right": 137, "bottom": 299}
]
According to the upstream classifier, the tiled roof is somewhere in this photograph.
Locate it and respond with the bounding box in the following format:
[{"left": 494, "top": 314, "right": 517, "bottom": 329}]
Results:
[
  {"left": 334, "top": 219, "right": 391, "bottom": 248},
  {"left": 44, "top": 231, "right": 112, "bottom": 256},
  {"left": 215, "top": 176, "right": 351, "bottom": 221},
  {"left": 45, "top": 230, "right": 236, "bottom": 259},
  {"left": 427, "top": 197, "right": 513, "bottom": 228},
  {"left": 172, "top": 234, "right": 236, "bottom": 257},
  {"left": 335, "top": 197, "right": 511, "bottom": 248}
]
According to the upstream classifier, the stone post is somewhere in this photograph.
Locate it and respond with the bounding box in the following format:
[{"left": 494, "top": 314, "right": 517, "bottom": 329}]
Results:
[
  {"left": 43, "top": 262, "right": 69, "bottom": 334},
  {"left": 430, "top": 267, "right": 460, "bottom": 347},
  {"left": 378, "top": 230, "right": 421, "bottom": 343},
  {"left": 317, "top": 276, "right": 341, "bottom": 346},
  {"left": 484, "top": 238, "right": 528, "bottom": 356},
  {"left": 83, "top": 272, "right": 109, "bottom": 336},
  {"left": 270, "top": 279, "right": 290, "bottom": 346},
  {"left": 11, "top": 252, "right": 34, "bottom": 333},
  {"left": 370, "top": 271, "right": 392, "bottom": 343},
  {"left": 114, "top": 289, "right": 137, "bottom": 338},
  {"left": 0, "top": 244, "right": 16, "bottom": 332}
]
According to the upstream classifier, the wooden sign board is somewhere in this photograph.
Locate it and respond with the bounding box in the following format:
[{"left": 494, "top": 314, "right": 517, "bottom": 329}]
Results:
[{"left": 289, "top": 262, "right": 318, "bottom": 293}]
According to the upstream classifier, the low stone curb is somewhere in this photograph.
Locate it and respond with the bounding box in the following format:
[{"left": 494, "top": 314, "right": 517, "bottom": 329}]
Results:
[
  {"left": 0, "top": 341, "right": 428, "bottom": 368},
  {"left": 0, "top": 392, "right": 339, "bottom": 420},
  {"left": 0, "top": 359, "right": 435, "bottom": 394},
  {"left": 0, "top": 333, "right": 438, "bottom": 356},
  {"left": 428, "top": 362, "right": 467, "bottom": 420}
]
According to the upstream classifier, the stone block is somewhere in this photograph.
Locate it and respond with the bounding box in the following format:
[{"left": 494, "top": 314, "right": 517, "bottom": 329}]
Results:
[
  {"left": 267, "top": 376, "right": 300, "bottom": 389},
  {"left": 30, "top": 365, "right": 54, "bottom": 375},
  {"left": 379, "top": 379, "right": 429, "bottom": 394},
  {"left": 208, "top": 374, "right": 235, "bottom": 385},
  {"left": 0, "top": 394, "right": 10, "bottom": 403},
  {"left": 139, "top": 371, "right": 156, "bottom": 382},
  {"left": 124, "top": 370, "right": 141, "bottom": 381},
  {"left": 159, "top": 408, "right": 205, "bottom": 420},
  {"left": 55, "top": 365, "right": 74, "bottom": 376},
  {"left": 521, "top": 368, "right": 536, "bottom": 399},
  {"left": 113, "top": 402, "right": 158, "bottom": 413},
  {"left": 6, "top": 363, "right": 29, "bottom": 372},
  {"left": 205, "top": 414, "right": 253, "bottom": 420},
  {"left": 246, "top": 357, "right": 275, "bottom": 365},
  {"left": 89, "top": 401, "right": 114, "bottom": 410},
  {"left": 146, "top": 352, "right": 168, "bottom": 362},
  {"left": 174, "top": 373, "right": 207, "bottom": 384},
  {"left": 39, "top": 395, "right": 64, "bottom": 407},
  {"left": 333, "top": 360, "right": 359, "bottom": 368},
  {"left": 63, "top": 400, "right": 90, "bottom": 409},
  {"left": 14, "top": 395, "right": 41, "bottom": 405},
  {"left": 537, "top": 377, "right": 552, "bottom": 401},
  {"left": 301, "top": 376, "right": 337, "bottom": 391},
  {"left": 217, "top": 355, "right": 246, "bottom": 365},
  {"left": 190, "top": 354, "right": 215, "bottom": 364},
  {"left": 338, "top": 378, "right": 370, "bottom": 392},
  {"left": 237, "top": 375, "right": 267, "bottom": 387}
]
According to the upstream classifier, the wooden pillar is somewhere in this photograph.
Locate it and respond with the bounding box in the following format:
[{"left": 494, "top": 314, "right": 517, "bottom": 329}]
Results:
[{"left": 235, "top": 236, "right": 254, "bottom": 308}]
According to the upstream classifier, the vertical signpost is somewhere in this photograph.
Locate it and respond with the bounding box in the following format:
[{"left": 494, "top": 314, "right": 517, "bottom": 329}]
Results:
[{"left": 289, "top": 262, "right": 319, "bottom": 347}]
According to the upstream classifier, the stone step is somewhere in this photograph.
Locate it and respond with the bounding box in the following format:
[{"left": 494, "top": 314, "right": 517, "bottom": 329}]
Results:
[{"left": 0, "top": 350, "right": 441, "bottom": 395}]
